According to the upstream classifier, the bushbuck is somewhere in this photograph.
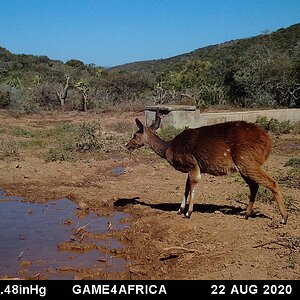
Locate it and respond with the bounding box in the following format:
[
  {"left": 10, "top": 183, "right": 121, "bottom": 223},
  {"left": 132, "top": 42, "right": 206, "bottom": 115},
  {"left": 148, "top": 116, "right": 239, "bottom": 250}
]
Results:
[{"left": 126, "top": 112, "right": 288, "bottom": 224}]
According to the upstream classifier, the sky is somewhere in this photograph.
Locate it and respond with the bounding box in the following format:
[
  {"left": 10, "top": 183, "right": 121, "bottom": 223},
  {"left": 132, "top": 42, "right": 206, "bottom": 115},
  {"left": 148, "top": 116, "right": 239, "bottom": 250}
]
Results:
[{"left": 0, "top": 0, "right": 300, "bottom": 67}]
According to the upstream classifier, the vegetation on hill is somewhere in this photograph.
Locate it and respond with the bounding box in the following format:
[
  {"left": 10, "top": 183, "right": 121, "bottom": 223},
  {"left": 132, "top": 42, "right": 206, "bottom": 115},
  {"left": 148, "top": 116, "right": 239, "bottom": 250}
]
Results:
[{"left": 0, "top": 23, "right": 299, "bottom": 113}]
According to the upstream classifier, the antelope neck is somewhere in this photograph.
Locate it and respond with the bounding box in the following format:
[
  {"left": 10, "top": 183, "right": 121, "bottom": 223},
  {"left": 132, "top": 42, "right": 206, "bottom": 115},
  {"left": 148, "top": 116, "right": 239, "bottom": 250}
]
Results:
[{"left": 146, "top": 130, "right": 169, "bottom": 159}]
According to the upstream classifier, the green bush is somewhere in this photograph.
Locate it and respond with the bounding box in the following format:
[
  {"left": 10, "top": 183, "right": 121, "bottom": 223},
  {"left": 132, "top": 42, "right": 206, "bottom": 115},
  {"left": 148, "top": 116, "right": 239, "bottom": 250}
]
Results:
[
  {"left": 256, "top": 116, "right": 294, "bottom": 134},
  {"left": 76, "top": 122, "right": 104, "bottom": 151},
  {"left": 45, "top": 145, "right": 75, "bottom": 162},
  {"left": 45, "top": 122, "right": 104, "bottom": 162},
  {"left": 9, "top": 87, "right": 40, "bottom": 114},
  {"left": 0, "top": 90, "right": 10, "bottom": 108}
]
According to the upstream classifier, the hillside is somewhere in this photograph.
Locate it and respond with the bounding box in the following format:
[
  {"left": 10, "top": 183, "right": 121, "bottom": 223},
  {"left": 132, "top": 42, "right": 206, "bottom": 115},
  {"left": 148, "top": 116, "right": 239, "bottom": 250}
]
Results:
[
  {"left": 0, "top": 23, "right": 299, "bottom": 112},
  {"left": 111, "top": 23, "right": 300, "bottom": 74},
  {"left": 0, "top": 47, "right": 102, "bottom": 86}
]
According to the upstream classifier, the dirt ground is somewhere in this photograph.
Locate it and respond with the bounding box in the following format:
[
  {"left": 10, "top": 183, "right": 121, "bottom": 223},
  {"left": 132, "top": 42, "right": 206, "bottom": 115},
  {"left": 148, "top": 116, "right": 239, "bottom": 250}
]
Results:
[{"left": 0, "top": 110, "right": 299, "bottom": 280}]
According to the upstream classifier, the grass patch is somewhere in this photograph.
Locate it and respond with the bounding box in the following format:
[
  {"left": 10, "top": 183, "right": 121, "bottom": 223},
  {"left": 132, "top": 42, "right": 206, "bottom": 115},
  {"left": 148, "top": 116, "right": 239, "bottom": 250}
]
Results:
[
  {"left": 236, "top": 187, "right": 276, "bottom": 204},
  {"left": 0, "top": 128, "right": 7, "bottom": 134},
  {"left": 158, "top": 126, "right": 184, "bottom": 141},
  {"left": 236, "top": 188, "right": 298, "bottom": 211},
  {"left": 12, "top": 127, "right": 36, "bottom": 138},
  {"left": 108, "top": 121, "right": 133, "bottom": 134},
  {"left": 256, "top": 116, "right": 295, "bottom": 135},
  {"left": 284, "top": 195, "right": 299, "bottom": 212},
  {"left": 0, "top": 140, "right": 20, "bottom": 160},
  {"left": 19, "top": 139, "right": 45, "bottom": 149},
  {"left": 8, "top": 122, "right": 107, "bottom": 162},
  {"left": 232, "top": 173, "right": 244, "bottom": 183},
  {"left": 255, "top": 188, "right": 274, "bottom": 204},
  {"left": 75, "top": 122, "right": 104, "bottom": 151},
  {"left": 292, "top": 122, "right": 300, "bottom": 134},
  {"left": 284, "top": 157, "right": 300, "bottom": 167},
  {"left": 288, "top": 255, "right": 297, "bottom": 270},
  {"left": 12, "top": 124, "right": 78, "bottom": 139},
  {"left": 45, "top": 122, "right": 105, "bottom": 162},
  {"left": 46, "top": 143, "right": 76, "bottom": 163},
  {"left": 279, "top": 169, "right": 300, "bottom": 188},
  {"left": 279, "top": 158, "right": 300, "bottom": 189}
]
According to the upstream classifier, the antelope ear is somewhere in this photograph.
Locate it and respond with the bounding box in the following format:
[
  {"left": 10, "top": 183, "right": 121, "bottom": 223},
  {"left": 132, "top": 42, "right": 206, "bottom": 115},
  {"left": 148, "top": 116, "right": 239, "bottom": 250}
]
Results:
[
  {"left": 135, "top": 118, "right": 144, "bottom": 132},
  {"left": 150, "top": 114, "right": 161, "bottom": 131}
]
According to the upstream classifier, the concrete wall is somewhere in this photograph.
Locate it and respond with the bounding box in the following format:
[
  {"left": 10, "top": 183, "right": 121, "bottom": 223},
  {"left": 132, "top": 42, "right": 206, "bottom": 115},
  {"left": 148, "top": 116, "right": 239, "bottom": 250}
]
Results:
[{"left": 145, "top": 108, "right": 300, "bottom": 129}]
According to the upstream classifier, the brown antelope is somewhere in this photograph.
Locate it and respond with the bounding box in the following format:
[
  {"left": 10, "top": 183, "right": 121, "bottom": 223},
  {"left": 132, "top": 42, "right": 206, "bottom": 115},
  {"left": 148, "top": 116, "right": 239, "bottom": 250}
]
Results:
[{"left": 126, "top": 112, "right": 288, "bottom": 224}]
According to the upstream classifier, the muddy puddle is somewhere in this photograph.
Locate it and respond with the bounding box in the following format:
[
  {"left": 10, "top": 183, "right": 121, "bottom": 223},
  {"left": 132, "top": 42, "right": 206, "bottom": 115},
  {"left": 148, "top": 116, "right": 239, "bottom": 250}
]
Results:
[
  {"left": 112, "top": 166, "right": 125, "bottom": 176},
  {"left": 0, "top": 190, "right": 130, "bottom": 279}
]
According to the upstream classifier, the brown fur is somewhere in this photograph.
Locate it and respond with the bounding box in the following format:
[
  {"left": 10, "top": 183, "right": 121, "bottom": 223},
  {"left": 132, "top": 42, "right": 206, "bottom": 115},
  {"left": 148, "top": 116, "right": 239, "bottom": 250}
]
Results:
[{"left": 126, "top": 116, "right": 288, "bottom": 223}]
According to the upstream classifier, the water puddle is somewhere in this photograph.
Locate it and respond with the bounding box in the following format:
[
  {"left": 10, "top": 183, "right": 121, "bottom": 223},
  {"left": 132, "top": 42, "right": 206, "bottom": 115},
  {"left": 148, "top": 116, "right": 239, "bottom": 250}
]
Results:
[
  {"left": 112, "top": 166, "right": 125, "bottom": 176},
  {"left": 0, "top": 190, "right": 130, "bottom": 279},
  {"left": 282, "top": 143, "right": 300, "bottom": 150}
]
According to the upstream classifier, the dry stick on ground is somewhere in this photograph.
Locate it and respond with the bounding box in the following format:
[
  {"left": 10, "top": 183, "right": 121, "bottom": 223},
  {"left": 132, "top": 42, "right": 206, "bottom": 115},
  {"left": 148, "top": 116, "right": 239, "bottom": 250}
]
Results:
[
  {"left": 160, "top": 246, "right": 200, "bottom": 261},
  {"left": 74, "top": 223, "right": 90, "bottom": 235},
  {"left": 162, "top": 246, "right": 200, "bottom": 253},
  {"left": 290, "top": 201, "right": 300, "bottom": 211},
  {"left": 235, "top": 200, "right": 248, "bottom": 207},
  {"left": 184, "top": 239, "right": 199, "bottom": 246},
  {"left": 253, "top": 236, "right": 300, "bottom": 253}
]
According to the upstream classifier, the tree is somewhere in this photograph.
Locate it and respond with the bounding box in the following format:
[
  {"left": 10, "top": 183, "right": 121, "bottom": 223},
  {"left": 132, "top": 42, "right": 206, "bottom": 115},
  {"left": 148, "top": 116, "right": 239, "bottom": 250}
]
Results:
[
  {"left": 75, "top": 81, "right": 89, "bottom": 111},
  {"left": 56, "top": 75, "right": 71, "bottom": 108},
  {"left": 65, "top": 59, "right": 85, "bottom": 69},
  {"left": 153, "top": 80, "right": 167, "bottom": 105}
]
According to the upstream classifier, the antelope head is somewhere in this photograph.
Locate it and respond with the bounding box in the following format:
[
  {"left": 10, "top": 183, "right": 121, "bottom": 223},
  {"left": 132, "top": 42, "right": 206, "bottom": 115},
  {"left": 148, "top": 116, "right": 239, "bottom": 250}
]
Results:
[{"left": 126, "top": 113, "right": 161, "bottom": 152}]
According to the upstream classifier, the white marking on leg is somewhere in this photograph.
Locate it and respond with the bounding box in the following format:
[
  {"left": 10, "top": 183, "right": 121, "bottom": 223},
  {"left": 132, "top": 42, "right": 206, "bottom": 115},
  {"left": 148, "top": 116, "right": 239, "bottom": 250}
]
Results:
[
  {"left": 191, "top": 187, "right": 196, "bottom": 199},
  {"left": 180, "top": 194, "right": 187, "bottom": 209}
]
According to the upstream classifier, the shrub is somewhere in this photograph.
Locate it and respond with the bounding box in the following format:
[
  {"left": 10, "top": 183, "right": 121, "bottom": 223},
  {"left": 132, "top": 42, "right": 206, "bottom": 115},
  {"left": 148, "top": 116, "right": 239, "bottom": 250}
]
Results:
[
  {"left": 9, "top": 87, "right": 40, "bottom": 114},
  {"left": 0, "top": 90, "right": 10, "bottom": 108},
  {"left": 76, "top": 122, "right": 104, "bottom": 151},
  {"left": 45, "top": 122, "right": 104, "bottom": 162},
  {"left": 45, "top": 144, "right": 75, "bottom": 162},
  {"left": 285, "top": 157, "right": 300, "bottom": 167},
  {"left": 256, "top": 116, "right": 294, "bottom": 134},
  {"left": 31, "top": 82, "right": 59, "bottom": 109}
]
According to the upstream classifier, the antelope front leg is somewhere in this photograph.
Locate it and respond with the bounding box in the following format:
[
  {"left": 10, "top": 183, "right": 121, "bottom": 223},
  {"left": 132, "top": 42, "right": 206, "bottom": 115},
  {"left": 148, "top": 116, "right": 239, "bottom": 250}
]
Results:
[
  {"left": 177, "top": 176, "right": 190, "bottom": 214},
  {"left": 185, "top": 167, "right": 201, "bottom": 219}
]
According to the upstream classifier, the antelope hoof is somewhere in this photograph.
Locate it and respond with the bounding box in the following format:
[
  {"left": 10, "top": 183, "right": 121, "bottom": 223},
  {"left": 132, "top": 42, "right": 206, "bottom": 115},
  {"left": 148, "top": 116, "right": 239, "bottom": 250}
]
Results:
[
  {"left": 177, "top": 207, "right": 184, "bottom": 215},
  {"left": 242, "top": 209, "right": 252, "bottom": 220},
  {"left": 245, "top": 212, "right": 252, "bottom": 220},
  {"left": 184, "top": 211, "right": 192, "bottom": 219},
  {"left": 281, "top": 214, "right": 288, "bottom": 225}
]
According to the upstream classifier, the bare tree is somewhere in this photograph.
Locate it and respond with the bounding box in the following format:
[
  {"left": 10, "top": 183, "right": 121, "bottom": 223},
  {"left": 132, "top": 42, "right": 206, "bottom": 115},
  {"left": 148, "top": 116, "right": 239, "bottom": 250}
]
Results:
[
  {"left": 75, "top": 81, "right": 89, "bottom": 111},
  {"left": 56, "top": 75, "right": 70, "bottom": 108},
  {"left": 153, "top": 80, "right": 167, "bottom": 105}
]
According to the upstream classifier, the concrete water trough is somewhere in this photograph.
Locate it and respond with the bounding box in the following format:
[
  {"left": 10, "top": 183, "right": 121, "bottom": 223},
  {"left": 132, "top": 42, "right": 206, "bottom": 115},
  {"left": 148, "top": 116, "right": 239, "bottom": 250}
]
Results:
[{"left": 145, "top": 105, "right": 300, "bottom": 129}]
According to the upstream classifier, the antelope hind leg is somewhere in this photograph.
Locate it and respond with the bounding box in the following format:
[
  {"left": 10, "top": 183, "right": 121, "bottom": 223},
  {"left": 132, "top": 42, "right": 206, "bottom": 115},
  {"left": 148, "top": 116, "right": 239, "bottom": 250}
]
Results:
[{"left": 178, "top": 176, "right": 190, "bottom": 214}]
